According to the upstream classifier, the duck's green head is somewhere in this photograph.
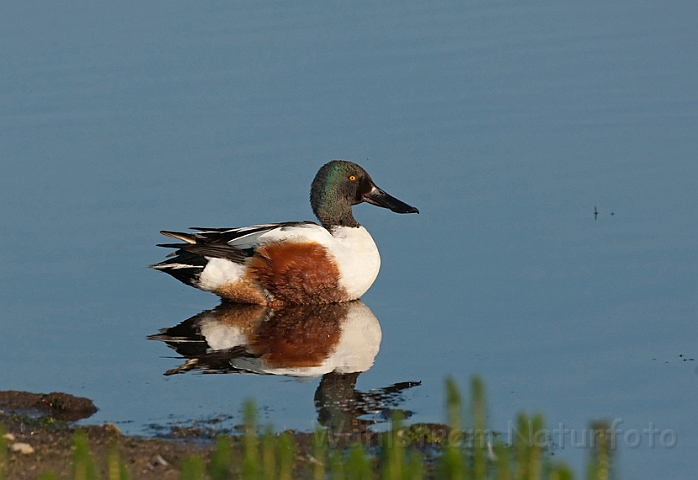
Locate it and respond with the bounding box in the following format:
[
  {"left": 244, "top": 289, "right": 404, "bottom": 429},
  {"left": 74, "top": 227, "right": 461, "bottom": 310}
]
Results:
[{"left": 310, "top": 160, "right": 419, "bottom": 229}]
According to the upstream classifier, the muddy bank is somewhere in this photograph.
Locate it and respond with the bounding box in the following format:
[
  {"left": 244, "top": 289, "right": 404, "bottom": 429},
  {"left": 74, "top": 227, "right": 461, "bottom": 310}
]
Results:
[
  {"left": 1, "top": 416, "right": 212, "bottom": 479},
  {"left": 0, "top": 391, "right": 213, "bottom": 479},
  {"left": 0, "top": 391, "right": 97, "bottom": 422}
]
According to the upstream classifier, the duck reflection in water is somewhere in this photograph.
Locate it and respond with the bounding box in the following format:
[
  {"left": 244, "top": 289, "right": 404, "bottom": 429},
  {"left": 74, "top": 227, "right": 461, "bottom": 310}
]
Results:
[{"left": 149, "top": 301, "right": 419, "bottom": 434}]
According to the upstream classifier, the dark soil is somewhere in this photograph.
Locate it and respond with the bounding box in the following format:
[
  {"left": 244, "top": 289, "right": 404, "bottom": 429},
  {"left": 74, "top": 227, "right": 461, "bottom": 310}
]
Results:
[
  {"left": 0, "top": 391, "right": 219, "bottom": 479},
  {"left": 0, "top": 391, "right": 97, "bottom": 422}
]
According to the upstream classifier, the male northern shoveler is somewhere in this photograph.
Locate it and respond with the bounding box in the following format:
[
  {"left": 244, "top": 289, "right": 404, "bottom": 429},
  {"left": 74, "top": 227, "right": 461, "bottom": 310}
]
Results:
[{"left": 150, "top": 160, "right": 418, "bottom": 306}]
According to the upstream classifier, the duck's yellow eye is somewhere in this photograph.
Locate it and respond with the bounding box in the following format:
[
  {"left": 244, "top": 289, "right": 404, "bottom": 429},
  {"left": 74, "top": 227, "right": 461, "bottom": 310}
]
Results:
[{"left": 349, "top": 175, "right": 356, "bottom": 181}]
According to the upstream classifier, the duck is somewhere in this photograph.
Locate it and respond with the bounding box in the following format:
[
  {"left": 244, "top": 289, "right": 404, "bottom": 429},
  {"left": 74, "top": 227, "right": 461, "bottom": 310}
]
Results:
[{"left": 150, "top": 160, "right": 418, "bottom": 306}]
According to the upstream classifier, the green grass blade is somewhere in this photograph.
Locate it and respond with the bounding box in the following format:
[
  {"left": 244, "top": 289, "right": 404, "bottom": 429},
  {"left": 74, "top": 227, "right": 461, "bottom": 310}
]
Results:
[
  {"left": 494, "top": 439, "right": 511, "bottom": 480},
  {"left": 525, "top": 414, "right": 544, "bottom": 480},
  {"left": 346, "top": 445, "right": 372, "bottom": 480},
  {"left": 0, "top": 425, "right": 5, "bottom": 480},
  {"left": 262, "top": 427, "right": 276, "bottom": 480},
  {"left": 549, "top": 463, "right": 574, "bottom": 480},
  {"left": 382, "top": 411, "right": 406, "bottom": 480},
  {"left": 242, "top": 400, "right": 261, "bottom": 480},
  {"left": 107, "top": 444, "right": 130, "bottom": 480},
  {"left": 278, "top": 431, "right": 295, "bottom": 480},
  {"left": 180, "top": 456, "right": 206, "bottom": 480},
  {"left": 72, "top": 432, "right": 97, "bottom": 480},
  {"left": 586, "top": 421, "right": 611, "bottom": 480},
  {"left": 329, "top": 450, "right": 345, "bottom": 480},
  {"left": 406, "top": 451, "right": 423, "bottom": 480},
  {"left": 512, "top": 413, "right": 545, "bottom": 480},
  {"left": 312, "top": 425, "right": 327, "bottom": 480},
  {"left": 471, "top": 376, "right": 487, "bottom": 480},
  {"left": 210, "top": 436, "right": 232, "bottom": 480},
  {"left": 438, "top": 377, "right": 465, "bottom": 480}
]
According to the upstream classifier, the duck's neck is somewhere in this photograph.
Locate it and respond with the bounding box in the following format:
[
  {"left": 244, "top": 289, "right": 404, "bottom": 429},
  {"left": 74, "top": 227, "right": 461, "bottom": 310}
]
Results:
[{"left": 311, "top": 200, "right": 360, "bottom": 230}]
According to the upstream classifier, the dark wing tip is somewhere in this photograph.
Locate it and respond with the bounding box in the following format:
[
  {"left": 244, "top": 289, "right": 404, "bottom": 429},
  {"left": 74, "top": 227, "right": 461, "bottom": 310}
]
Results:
[{"left": 156, "top": 242, "right": 190, "bottom": 249}]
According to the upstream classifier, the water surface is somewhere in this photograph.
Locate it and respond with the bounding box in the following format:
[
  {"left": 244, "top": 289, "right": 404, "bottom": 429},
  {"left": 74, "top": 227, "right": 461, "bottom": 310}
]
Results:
[{"left": 1, "top": 2, "right": 697, "bottom": 478}]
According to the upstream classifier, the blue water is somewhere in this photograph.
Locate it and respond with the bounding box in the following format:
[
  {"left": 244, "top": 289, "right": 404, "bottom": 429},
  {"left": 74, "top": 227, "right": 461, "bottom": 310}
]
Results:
[{"left": 1, "top": 2, "right": 697, "bottom": 478}]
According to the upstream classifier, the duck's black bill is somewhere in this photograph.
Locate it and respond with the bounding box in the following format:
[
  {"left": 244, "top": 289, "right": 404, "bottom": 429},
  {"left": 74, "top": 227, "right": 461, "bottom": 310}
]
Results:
[{"left": 363, "top": 186, "right": 419, "bottom": 214}]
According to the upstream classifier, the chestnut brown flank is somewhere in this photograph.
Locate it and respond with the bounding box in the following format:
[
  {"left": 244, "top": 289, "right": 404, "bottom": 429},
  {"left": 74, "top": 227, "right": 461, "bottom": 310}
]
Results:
[
  {"left": 214, "top": 278, "right": 267, "bottom": 305},
  {"left": 249, "top": 241, "right": 348, "bottom": 305}
]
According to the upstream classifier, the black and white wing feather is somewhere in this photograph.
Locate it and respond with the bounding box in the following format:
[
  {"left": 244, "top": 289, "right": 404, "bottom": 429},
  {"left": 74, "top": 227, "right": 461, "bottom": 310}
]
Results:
[{"left": 149, "top": 222, "right": 318, "bottom": 286}]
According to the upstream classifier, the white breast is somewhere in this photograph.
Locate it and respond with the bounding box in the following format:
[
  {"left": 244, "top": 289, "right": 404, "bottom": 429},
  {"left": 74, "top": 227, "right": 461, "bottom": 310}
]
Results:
[{"left": 329, "top": 226, "right": 381, "bottom": 300}]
